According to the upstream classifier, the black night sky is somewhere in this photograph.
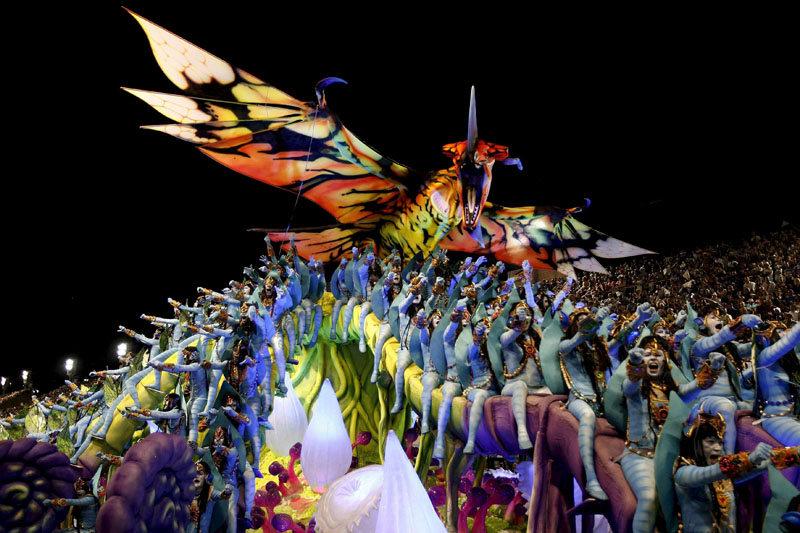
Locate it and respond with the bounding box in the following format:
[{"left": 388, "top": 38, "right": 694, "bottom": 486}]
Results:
[{"left": 4, "top": 3, "right": 795, "bottom": 393}]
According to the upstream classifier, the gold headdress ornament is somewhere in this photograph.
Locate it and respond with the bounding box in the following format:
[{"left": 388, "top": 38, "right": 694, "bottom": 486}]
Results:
[
  {"left": 652, "top": 319, "right": 669, "bottom": 333},
  {"left": 610, "top": 315, "right": 635, "bottom": 339},
  {"left": 568, "top": 308, "right": 592, "bottom": 328},
  {"left": 755, "top": 321, "right": 788, "bottom": 342},
  {"left": 462, "top": 284, "right": 478, "bottom": 300},
  {"left": 685, "top": 411, "right": 725, "bottom": 440},
  {"left": 639, "top": 338, "right": 660, "bottom": 352},
  {"left": 513, "top": 301, "right": 532, "bottom": 313}
]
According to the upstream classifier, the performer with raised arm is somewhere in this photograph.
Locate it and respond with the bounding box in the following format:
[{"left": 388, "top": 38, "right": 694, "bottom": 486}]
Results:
[
  {"left": 433, "top": 304, "right": 468, "bottom": 459},
  {"left": 417, "top": 308, "right": 443, "bottom": 434},
  {"left": 188, "top": 460, "right": 232, "bottom": 533},
  {"left": 559, "top": 306, "right": 612, "bottom": 499},
  {"left": 371, "top": 271, "right": 401, "bottom": 383},
  {"left": 149, "top": 347, "right": 226, "bottom": 447},
  {"left": 330, "top": 257, "right": 351, "bottom": 342},
  {"left": 390, "top": 276, "right": 428, "bottom": 414},
  {"left": 463, "top": 318, "right": 499, "bottom": 454},
  {"left": 689, "top": 305, "right": 762, "bottom": 453},
  {"left": 753, "top": 321, "right": 800, "bottom": 446},
  {"left": 498, "top": 300, "right": 549, "bottom": 451},
  {"left": 123, "top": 392, "right": 187, "bottom": 438},
  {"left": 619, "top": 336, "right": 708, "bottom": 533},
  {"left": 673, "top": 410, "right": 799, "bottom": 533}
]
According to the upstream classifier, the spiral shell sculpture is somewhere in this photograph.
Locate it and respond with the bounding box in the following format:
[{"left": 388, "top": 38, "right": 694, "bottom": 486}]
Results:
[
  {"left": 95, "top": 433, "right": 195, "bottom": 533},
  {"left": 0, "top": 437, "right": 78, "bottom": 532}
]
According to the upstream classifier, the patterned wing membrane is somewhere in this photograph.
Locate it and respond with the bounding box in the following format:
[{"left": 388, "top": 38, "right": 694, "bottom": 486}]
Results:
[
  {"left": 265, "top": 226, "right": 378, "bottom": 263},
  {"left": 441, "top": 204, "right": 654, "bottom": 277},
  {"left": 126, "top": 10, "right": 421, "bottom": 226},
  {"left": 126, "top": 9, "right": 302, "bottom": 106}
]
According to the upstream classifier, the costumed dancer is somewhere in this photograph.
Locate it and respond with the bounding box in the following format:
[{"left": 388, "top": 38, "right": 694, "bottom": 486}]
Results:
[
  {"left": 43, "top": 478, "right": 99, "bottom": 532},
  {"left": 391, "top": 276, "right": 428, "bottom": 414},
  {"left": 754, "top": 321, "right": 800, "bottom": 446},
  {"left": 673, "top": 410, "right": 799, "bottom": 533},
  {"left": 197, "top": 425, "right": 254, "bottom": 532},
  {"left": 357, "top": 252, "right": 378, "bottom": 353},
  {"left": 463, "top": 318, "right": 498, "bottom": 454},
  {"left": 619, "top": 336, "right": 709, "bottom": 533},
  {"left": 371, "top": 272, "right": 400, "bottom": 383},
  {"left": 188, "top": 460, "right": 231, "bottom": 533},
  {"left": 499, "top": 300, "right": 547, "bottom": 451},
  {"left": 433, "top": 305, "right": 468, "bottom": 458},
  {"left": 330, "top": 257, "right": 351, "bottom": 342},
  {"left": 149, "top": 346, "right": 226, "bottom": 446},
  {"left": 219, "top": 393, "right": 263, "bottom": 478},
  {"left": 418, "top": 308, "right": 443, "bottom": 434},
  {"left": 301, "top": 257, "right": 325, "bottom": 348},
  {"left": 123, "top": 392, "right": 187, "bottom": 438},
  {"left": 340, "top": 247, "right": 362, "bottom": 346},
  {"left": 690, "top": 306, "right": 762, "bottom": 453},
  {"left": 255, "top": 273, "right": 291, "bottom": 395},
  {"left": 559, "top": 306, "right": 612, "bottom": 500}
]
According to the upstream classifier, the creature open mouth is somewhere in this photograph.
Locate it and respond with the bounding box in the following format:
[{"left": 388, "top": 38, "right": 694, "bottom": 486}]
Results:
[
  {"left": 715, "top": 324, "right": 723, "bottom": 331},
  {"left": 462, "top": 185, "right": 482, "bottom": 228},
  {"left": 647, "top": 362, "right": 660, "bottom": 372},
  {"left": 709, "top": 453, "right": 721, "bottom": 463},
  {"left": 459, "top": 161, "right": 489, "bottom": 231}
]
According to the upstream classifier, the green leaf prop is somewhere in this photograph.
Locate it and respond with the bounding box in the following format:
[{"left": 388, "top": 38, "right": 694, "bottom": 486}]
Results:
[
  {"left": 159, "top": 328, "right": 170, "bottom": 353},
  {"left": 104, "top": 376, "right": 122, "bottom": 407},
  {"left": 56, "top": 426, "right": 75, "bottom": 457},
  {"left": 67, "top": 408, "right": 78, "bottom": 427},
  {"left": 47, "top": 410, "right": 65, "bottom": 431},
  {"left": 7, "top": 423, "right": 25, "bottom": 440},
  {"left": 130, "top": 347, "right": 147, "bottom": 375},
  {"left": 25, "top": 408, "right": 47, "bottom": 435}
]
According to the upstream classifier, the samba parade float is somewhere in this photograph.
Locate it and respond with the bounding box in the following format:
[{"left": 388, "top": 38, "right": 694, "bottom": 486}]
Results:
[{"left": 2, "top": 8, "right": 799, "bottom": 533}]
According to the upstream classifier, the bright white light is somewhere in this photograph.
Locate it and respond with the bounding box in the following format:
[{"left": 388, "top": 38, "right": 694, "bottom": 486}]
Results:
[
  {"left": 117, "top": 343, "right": 128, "bottom": 357},
  {"left": 21, "top": 370, "right": 29, "bottom": 381},
  {"left": 1, "top": 377, "right": 6, "bottom": 386},
  {"left": 65, "top": 359, "right": 74, "bottom": 372}
]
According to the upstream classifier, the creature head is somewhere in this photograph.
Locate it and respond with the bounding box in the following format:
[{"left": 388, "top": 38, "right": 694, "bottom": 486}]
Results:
[
  {"left": 565, "top": 308, "right": 593, "bottom": 336},
  {"left": 440, "top": 88, "right": 519, "bottom": 247},
  {"left": 262, "top": 277, "right": 278, "bottom": 300}
]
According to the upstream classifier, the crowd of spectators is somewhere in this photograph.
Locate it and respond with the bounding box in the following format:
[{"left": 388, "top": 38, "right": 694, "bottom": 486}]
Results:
[{"left": 546, "top": 226, "right": 800, "bottom": 326}]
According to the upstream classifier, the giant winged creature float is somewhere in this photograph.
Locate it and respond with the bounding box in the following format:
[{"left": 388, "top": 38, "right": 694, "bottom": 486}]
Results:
[{"left": 123, "top": 9, "right": 652, "bottom": 276}]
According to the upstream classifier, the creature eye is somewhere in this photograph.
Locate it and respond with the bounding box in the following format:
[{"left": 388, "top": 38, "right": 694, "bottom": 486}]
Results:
[{"left": 431, "top": 189, "right": 451, "bottom": 216}]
